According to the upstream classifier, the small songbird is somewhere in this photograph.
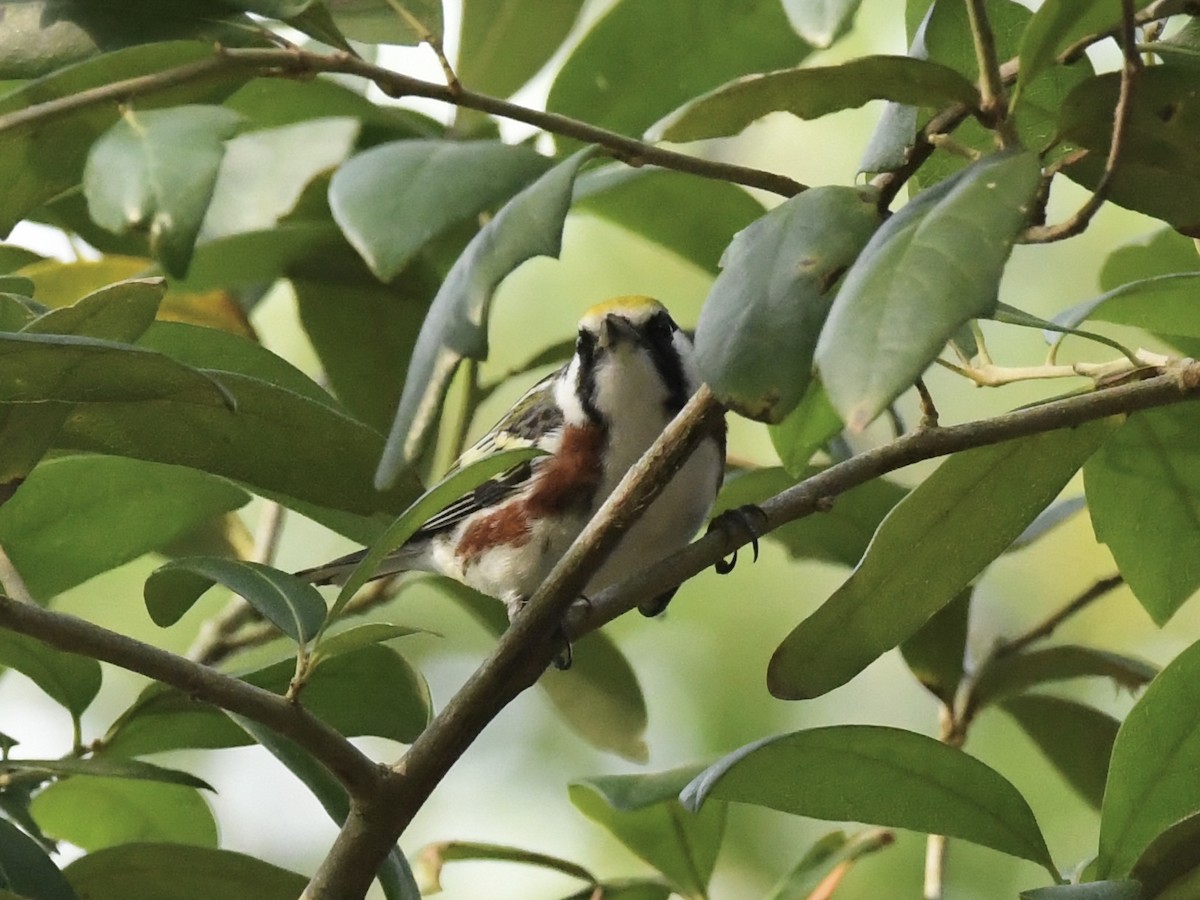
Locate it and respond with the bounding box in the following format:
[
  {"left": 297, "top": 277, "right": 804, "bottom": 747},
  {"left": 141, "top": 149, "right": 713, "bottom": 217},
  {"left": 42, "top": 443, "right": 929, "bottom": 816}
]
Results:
[{"left": 301, "top": 296, "right": 726, "bottom": 626}]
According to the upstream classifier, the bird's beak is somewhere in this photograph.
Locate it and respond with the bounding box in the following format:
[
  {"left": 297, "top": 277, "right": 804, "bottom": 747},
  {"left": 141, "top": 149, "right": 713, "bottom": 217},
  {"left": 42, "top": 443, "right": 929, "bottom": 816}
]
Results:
[{"left": 599, "top": 314, "right": 640, "bottom": 349}]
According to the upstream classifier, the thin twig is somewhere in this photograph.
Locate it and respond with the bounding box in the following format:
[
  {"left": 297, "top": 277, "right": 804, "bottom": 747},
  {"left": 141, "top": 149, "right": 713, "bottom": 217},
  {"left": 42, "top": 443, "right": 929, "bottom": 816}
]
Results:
[
  {"left": 914, "top": 378, "right": 940, "bottom": 428},
  {"left": 965, "top": 0, "right": 1015, "bottom": 146},
  {"left": 994, "top": 574, "right": 1125, "bottom": 659},
  {"left": 1022, "top": 0, "right": 1141, "bottom": 244},
  {"left": 1057, "top": 0, "right": 1197, "bottom": 64}
]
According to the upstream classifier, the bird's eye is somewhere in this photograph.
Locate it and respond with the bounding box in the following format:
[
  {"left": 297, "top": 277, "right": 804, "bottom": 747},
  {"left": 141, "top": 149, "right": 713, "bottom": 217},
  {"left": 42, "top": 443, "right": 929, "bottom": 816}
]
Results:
[{"left": 576, "top": 328, "right": 597, "bottom": 364}]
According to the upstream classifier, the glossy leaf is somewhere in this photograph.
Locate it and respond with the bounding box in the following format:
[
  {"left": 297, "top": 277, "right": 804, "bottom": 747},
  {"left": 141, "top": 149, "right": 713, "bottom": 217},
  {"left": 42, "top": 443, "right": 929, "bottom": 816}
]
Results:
[
  {"left": 144, "top": 558, "right": 327, "bottom": 644},
  {"left": 376, "top": 148, "right": 593, "bottom": 485},
  {"left": 29, "top": 779, "right": 217, "bottom": 852},
  {"left": 0, "top": 41, "right": 246, "bottom": 235},
  {"left": 458, "top": 0, "right": 585, "bottom": 98},
  {"left": 682, "top": 725, "right": 1056, "bottom": 876},
  {"left": 547, "top": 0, "right": 811, "bottom": 144},
  {"left": 83, "top": 105, "right": 243, "bottom": 277},
  {"left": 570, "top": 764, "right": 725, "bottom": 898},
  {"left": 102, "top": 642, "right": 431, "bottom": 756},
  {"left": 815, "top": 151, "right": 1041, "bottom": 430},
  {"left": 695, "top": 185, "right": 882, "bottom": 422},
  {"left": 1059, "top": 67, "right": 1200, "bottom": 234},
  {"left": 769, "top": 420, "right": 1115, "bottom": 700},
  {"left": 1084, "top": 405, "right": 1200, "bottom": 624},
  {"left": 329, "top": 140, "right": 551, "bottom": 281},
  {"left": 1130, "top": 811, "right": 1200, "bottom": 899},
  {"left": 573, "top": 165, "right": 765, "bottom": 275},
  {"left": 443, "top": 579, "right": 649, "bottom": 762},
  {"left": 780, "top": 0, "right": 863, "bottom": 47},
  {"left": 1018, "top": 0, "right": 1157, "bottom": 94},
  {"left": 972, "top": 646, "right": 1156, "bottom": 710},
  {"left": 1054, "top": 275, "right": 1200, "bottom": 340},
  {"left": 1098, "top": 636, "right": 1200, "bottom": 878},
  {"left": 63, "top": 844, "right": 306, "bottom": 900},
  {"left": 1, "top": 757, "right": 210, "bottom": 791},
  {"left": 1002, "top": 694, "right": 1120, "bottom": 810},
  {"left": 653, "top": 56, "right": 976, "bottom": 142},
  {"left": 0, "top": 817, "right": 77, "bottom": 900},
  {"left": 0, "top": 630, "right": 101, "bottom": 719},
  {"left": 1020, "top": 883, "right": 1141, "bottom": 900},
  {"left": 0, "top": 455, "right": 249, "bottom": 601},
  {"left": 899, "top": 587, "right": 970, "bottom": 705}
]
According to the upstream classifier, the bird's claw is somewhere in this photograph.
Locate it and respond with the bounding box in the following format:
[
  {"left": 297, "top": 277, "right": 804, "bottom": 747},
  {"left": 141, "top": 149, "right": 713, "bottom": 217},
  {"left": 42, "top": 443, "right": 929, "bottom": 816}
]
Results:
[{"left": 708, "top": 504, "right": 766, "bottom": 575}]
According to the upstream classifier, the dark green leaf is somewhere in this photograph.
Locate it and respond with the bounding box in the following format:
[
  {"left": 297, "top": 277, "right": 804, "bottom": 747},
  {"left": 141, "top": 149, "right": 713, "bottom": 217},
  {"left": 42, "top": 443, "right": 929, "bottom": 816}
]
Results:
[
  {"left": 63, "top": 844, "right": 306, "bottom": 900},
  {"left": 0, "top": 630, "right": 100, "bottom": 719},
  {"left": 442, "top": 579, "right": 648, "bottom": 762},
  {"left": 0, "top": 293, "right": 39, "bottom": 332},
  {"left": 144, "top": 558, "right": 327, "bottom": 644},
  {"left": 311, "top": 622, "right": 423, "bottom": 666},
  {"left": 1054, "top": 275, "right": 1200, "bottom": 340},
  {"left": 570, "top": 765, "right": 725, "bottom": 898},
  {"left": 22, "top": 277, "right": 163, "bottom": 342},
  {"left": 547, "top": 0, "right": 811, "bottom": 144},
  {"left": 769, "top": 420, "right": 1115, "bottom": 699},
  {"left": 329, "top": 140, "right": 551, "bottom": 282},
  {"left": 458, "top": 0, "right": 585, "bottom": 98},
  {"left": 695, "top": 185, "right": 882, "bottom": 422},
  {"left": 653, "top": 57, "right": 977, "bottom": 143},
  {"left": 376, "top": 148, "right": 593, "bottom": 484},
  {"left": 900, "top": 587, "right": 971, "bottom": 705},
  {"left": 1001, "top": 694, "right": 1120, "bottom": 810},
  {"left": 1098, "top": 636, "right": 1200, "bottom": 878},
  {"left": 1084, "top": 406, "right": 1200, "bottom": 624},
  {"left": 0, "top": 41, "right": 246, "bottom": 235},
  {"left": 1100, "top": 228, "right": 1200, "bottom": 292},
  {"left": 682, "top": 725, "right": 1056, "bottom": 876},
  {"left": 766, "top": 828, "right": 895, "bottom": 900},
  {"left": 29, "top": 779, "right": 217, "bottom": 852},
  {"left": 324, "top": 0, "right": 444, "bottom": 45},
  {"left": 1130, "top": 810, "right": 1200, "bottom": 899},
  {"left": 0, "top": 817, "right": 77, "bottom": 900},
  {"left": 1, "top": 757, "right": 210, "bottom": 791},
  {"left": 0, "top": 276, "right": 34, "bottom": 298},
  {"left": 768, "top": 380, "right": 844, "bottom": 477},
  {"left": 1020, "top": 883, "right": 1142, "bottom": 900},
  {"left": 102, "top": 642, "right": 430, "bottom": 756},
  {"left": 83, "top": 105, "right": 243, "bottom": 277},
  {"left": 573, "top": 165, "right": 765, "bottom": 275},
  {"left": 973, "top": 646, "right": 1157, "bottom": 710},
  {"left": 0, "top": 455, "right": 249, "bottom": 601},
  {"left": 780, "top": 0, "right": 863, "bottom": 47},
  {"left": 815, "top": 151, "right": 1041, "bottom": 430},
  {"left": 1059, "top": 67, "right": 1200, "bottom": 234},
  {"left": 0, "top": 245, "right": 46, "bottom": 274}
]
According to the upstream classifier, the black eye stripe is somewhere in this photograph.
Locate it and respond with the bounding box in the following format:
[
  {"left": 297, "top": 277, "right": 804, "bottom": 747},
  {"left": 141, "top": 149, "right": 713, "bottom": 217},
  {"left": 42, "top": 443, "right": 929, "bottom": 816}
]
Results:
[
  {"left": 643, "top": 312, "right": 689, "bottom": 414},
  {"left": 574, "top": 328, "right": 603, "bottom": 423}
]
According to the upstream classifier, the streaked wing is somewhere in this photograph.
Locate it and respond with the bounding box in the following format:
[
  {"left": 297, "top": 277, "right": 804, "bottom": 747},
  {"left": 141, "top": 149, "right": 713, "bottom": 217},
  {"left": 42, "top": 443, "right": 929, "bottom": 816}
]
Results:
[{"left": 414, "top": 370, "right": 564, "bottom": 537}]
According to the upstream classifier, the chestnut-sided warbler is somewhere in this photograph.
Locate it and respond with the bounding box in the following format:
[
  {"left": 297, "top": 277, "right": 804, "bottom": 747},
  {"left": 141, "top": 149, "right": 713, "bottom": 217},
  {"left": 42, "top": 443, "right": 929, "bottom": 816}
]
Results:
[{"left": 301, "top": 296, "right": 726, "bottom": 623}]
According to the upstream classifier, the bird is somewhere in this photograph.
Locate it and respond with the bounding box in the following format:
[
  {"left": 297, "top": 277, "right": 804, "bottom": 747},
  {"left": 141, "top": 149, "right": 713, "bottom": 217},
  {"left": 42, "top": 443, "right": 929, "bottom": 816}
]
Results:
[{"left": 300, "top": 296, "right": 726, "bottom": 642}]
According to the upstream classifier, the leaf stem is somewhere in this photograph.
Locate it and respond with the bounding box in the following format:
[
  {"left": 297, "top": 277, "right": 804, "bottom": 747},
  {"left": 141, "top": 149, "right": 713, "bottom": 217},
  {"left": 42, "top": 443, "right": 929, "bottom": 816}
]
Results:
[{"left": 965, "top": 0, "right": 1016, "bottom": 147}]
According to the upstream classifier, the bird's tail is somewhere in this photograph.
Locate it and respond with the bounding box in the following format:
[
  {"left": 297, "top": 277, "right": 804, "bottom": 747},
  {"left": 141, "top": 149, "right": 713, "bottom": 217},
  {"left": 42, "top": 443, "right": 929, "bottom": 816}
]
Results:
[{"left": 295, "top": 543, "right": 428, "bottom": 586}]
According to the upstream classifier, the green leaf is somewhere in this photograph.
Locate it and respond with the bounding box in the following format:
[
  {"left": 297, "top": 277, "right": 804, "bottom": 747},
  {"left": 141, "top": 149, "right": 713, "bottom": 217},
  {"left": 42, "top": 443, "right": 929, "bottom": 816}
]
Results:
[
  {"left": 769, "top": 420, "right": 1115, "bottom": 700},
  {"left": 560, "top": 880, "right": 671, "bottom": 900},
  {"left": 329, "top": 140, "right": 552, "bottom": 282},
  {"left": 573, "top": 165, "right": 765, "bottom": 275},
  {"left": 200, "top": 117, "right": 360, "bottom": 241},
  {"left": 899, "top": 587, "right": 970, "bottom": 705},
  {"left": 310, "top": 622, "right": 424, "bottom": 668},
  {"left": 22, "top": 277, "right": 163, "bottom": 342},
  {"left": 815, "top": 151, "right": 1041, "bottom": 430},
  {"left": 973, "top": 646, "right": 1157, "bottom": 710},
  {"left": 83, "top": 105, "right": 243, "bottom": 277},
  {"left": 1098, "top": 636, "right": 1200, "bottom": 878},
  {"left": 324, "top": 0, "right": 444, "bottom": 45},
  {"left": 0, "top": 817, "right": 77, "bottom": 900},
  {"left": 1020, "top": 883, "right": 1142, "bottom": 900},
  {"left": 652, "top": 56, "right": 977, "bottom": 143},
  {"left": 1054, "top": 275, "right": 1200, "bottom": 340},
  {"left": 0, "top": 245, "right": 47, "bottom": 274},
  {"left": 30, "top": 779, "right": 217, "bottom": 852},
  {"left": 570, "top": 765, "right": 725, "bottom": 898},
  {"left": 1058, "top": 67, "right": 1200, "bottom": 235},
  {"left": 547, "top": 0, "right": 811, "bottom": 145},
  {"left": 993, "top": 302, "right": 1135, "bottom": 359},
  {"left": 144, "top": 558, "right": 327, "bottom": 644},
  {"left": 1130, "top": 811, "right": 1200, "bottom": 899},
  {"left": 1007, "top": 496, "right": 1088, "bottom": 552},
  {"left": 682, "top": 725, "right": 1056, "bottom": 877},
  {"left": 695, "top": 185, "right": 882, "bottom": 421},
  {"left": 712, "top": 467, "right": 908, "bottom": 568},
  {"left": 64, "top": 844, "right": 306, "bottom": 900},
  {"left": 766, "top": 829, "right": 895, "bottom": 900},
  {"left": 102, "top": 642, "right": 430, "bottom": 756},
  {"left": 780, "top": 0, "right": 863, "bottom": 48},
  {"left": 0, "top": 455, "right": 249, "bottom": 601},
  {"left": 1100, "top": 228, "right": 1200, "bottom": 292},
  {"left": 1017, "top": 0, "right": 1157, "bottom": 96},
  {"left": 1, "top": 757, "right": 211, "bottom": 791},
  {"left": 768, "top": 380, "right": 844, "bottom": 477},
  {"left": 445, "top": 581, "right": 649, "bottom": 762},
  {"left": 1001, "top": 694, "right": 1120, "bottom": 811},
  {"left": 375, "top": 148, "right": 593, "bottom": 485},
  {"left": 0, "top": 276, "right": 35, "bottom": 298},
  {"left": 0, "top": 41, "right": 246, "bottom": 235},
  {"left": 1154, "top": 16, "right": 1200, "bottom": 69},
  {"left": 414, "top": 841, "right": 593, "bottom": 895},
  {"left": 1084, "top": 405, "right": 1200, "bottom": 624},
  {"left": 0, "top": 630, "right": 101, "bottom": 720},
  {"left": 458, "top": 0, "right": 585, "bottom": 99}
]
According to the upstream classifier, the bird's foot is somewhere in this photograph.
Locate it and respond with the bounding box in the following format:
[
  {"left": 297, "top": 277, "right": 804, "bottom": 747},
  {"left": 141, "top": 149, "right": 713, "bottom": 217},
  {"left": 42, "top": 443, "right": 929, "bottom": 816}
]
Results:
[{"left": 707, "top": 504, "right": 767, "bottom": 574}]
